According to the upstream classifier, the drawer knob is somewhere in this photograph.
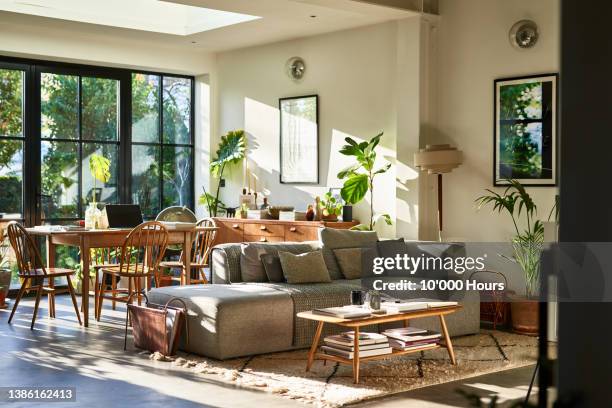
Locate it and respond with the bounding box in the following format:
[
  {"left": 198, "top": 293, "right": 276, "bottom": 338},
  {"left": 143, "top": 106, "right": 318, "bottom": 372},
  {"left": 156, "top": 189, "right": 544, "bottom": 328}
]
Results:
[
  {"left": 259, "top": 237, "right": 267, "bottom": 242},
  {"left": 260, "top": 226, "right": 267, "bottom": 231},
  {"left": 232, "top": 224, "right": 239, "bottom": 229},
  {"left": 289, "top": 227, "right": 297, "bottom": 232}
]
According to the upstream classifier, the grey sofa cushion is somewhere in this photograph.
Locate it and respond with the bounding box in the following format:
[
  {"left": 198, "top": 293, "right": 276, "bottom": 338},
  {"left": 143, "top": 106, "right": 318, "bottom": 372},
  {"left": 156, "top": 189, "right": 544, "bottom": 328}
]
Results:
[
  {"left": 279, "top": 250, "right": 331, "bottom": 284},
  {"left": 240, "top": 242, "right": 315, "bottom": 282},
  {"left": 260, "top": 253, "right": 285, "bottom": 282},
  {"left": 319, "top": 228, "right": 378, "bottom": 280},
  {"left": 333, "top": 247, "right": 365, "bottom": 279}
]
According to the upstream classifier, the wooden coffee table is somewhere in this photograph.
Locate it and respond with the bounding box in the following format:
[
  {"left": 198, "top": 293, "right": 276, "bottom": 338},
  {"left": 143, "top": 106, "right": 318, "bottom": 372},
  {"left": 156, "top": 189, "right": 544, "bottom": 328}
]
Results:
[{"left": 297, "top": 305, "right": 461, "bottom": 384}]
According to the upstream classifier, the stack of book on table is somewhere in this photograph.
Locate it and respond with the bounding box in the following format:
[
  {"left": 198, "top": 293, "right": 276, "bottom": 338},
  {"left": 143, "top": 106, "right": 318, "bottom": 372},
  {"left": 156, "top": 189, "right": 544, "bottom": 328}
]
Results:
[
  {"left": 382, "top": 327, "right": 442, "bottom": 351},
  {"left": 312, "top": 305, "right": 371, "bottom": 319},
  {"left": 321, "top": 331, "right": 392, "bottom": 359}
]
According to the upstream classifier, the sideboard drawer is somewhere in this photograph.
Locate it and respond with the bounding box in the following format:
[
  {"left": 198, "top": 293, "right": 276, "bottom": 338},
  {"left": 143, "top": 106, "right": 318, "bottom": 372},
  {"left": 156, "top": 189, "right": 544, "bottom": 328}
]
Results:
[
  {"left": 216, "top": 221, "right": 244, "bottom": 244},
  {"left": 284, "top": 225, "right": 319, "bottom": 242},
  {"left": 244, "top": 223, "right": 284, "bottom": 237},
  {"left": 243, "top": 235, "right": 284, "bottom": 243}
]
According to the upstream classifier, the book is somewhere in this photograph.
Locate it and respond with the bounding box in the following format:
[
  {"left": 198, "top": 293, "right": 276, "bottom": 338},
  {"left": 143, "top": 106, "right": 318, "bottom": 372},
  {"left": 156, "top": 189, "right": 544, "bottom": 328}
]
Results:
[
  {"left": 321, "top": 345, "right": 393, "bottom": 359},
  {"left": 388, "top": 339, "right": 439, "bottom": 351},
  {"left": 324, "top": 340, "right": 390, "bottom": 352},
  {"left": 408, "top": 298, "right": 459, "bottom": 308},
  {"left": 278, "top": 211, "right": 307, "bottom": 221},
  {"left": 312, "top": 306, "right": 371, "bottom": 319},
  {"left": 341, "top": 331, "right": 388, "bottom": 343},
  {"left": 247, "top": 210, "right": 269, "bottom": 220},
  {"left": 324, "top": 333, "right": 387, "bottom": 347},
  {"left": 381, "top": 327, "right": 427, "bottom": 336},
  {"left": 382, "top": 329, "right": 442, "bottom": 343},
  {"left": 381, "top": 301, "right": 428, "bottom": 314}
]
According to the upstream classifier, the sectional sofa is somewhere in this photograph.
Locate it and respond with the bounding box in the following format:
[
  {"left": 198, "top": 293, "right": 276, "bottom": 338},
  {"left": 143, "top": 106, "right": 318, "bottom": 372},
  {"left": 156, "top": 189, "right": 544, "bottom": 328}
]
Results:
[{"left": 148, "top": 229, "right": 480, "bottom": 360}]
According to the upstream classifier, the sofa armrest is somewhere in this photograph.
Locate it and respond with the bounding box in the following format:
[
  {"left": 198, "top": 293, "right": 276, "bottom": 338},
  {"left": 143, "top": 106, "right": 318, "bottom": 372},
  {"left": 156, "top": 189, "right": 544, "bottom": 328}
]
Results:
[{"left": 210, "top": 244, "right": 243, "bottom": 284}]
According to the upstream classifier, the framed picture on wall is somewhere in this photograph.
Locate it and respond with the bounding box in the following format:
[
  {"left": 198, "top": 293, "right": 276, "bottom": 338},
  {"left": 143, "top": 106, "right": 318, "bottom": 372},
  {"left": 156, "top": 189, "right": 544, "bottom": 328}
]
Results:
[
  {"left": 279, "top": 95, "right": 319, "bottom": 184},
  {"left": 494, "top": 73, "right": 558, "bottom": 186}
]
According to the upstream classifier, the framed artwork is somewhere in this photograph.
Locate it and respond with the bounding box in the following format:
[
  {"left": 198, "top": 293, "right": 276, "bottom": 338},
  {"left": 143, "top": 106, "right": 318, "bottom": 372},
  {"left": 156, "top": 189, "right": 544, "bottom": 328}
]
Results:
[
  {"left": 494, "top": 73, "right": 558, "bottom": 186},
  {"left": 279, "top": 95, "right": 319, "bottom": 184}
]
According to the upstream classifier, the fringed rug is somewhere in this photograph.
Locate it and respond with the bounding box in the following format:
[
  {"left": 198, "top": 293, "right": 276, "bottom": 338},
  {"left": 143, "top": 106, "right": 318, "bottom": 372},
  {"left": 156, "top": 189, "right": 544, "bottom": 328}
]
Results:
[{"left": 147, "top": 330, "right": 549, "bottom": 407}]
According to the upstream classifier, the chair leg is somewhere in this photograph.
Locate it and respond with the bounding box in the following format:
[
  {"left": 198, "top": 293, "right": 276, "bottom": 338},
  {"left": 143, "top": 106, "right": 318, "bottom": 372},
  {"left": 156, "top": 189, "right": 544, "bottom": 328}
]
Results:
[
  {"left": 111, "top": 275, "right": 117, "bottom": 311},
  {"left": 30, "top": 286, "right": 43, "bottom": 330},
  {"left": 66, "top": 276, "right": 83, "bottom": 326},
  {"left": 136, "top": 277, "right": 141, "bottom": 306},
  {"left": 48, "top": 277, "right": 55, "bottom": 318},
  {"left": 94, "top": 269, "right": 100, "bottom": 320},
  {"left": 97, "top": 273, "right": 106, "bottom": 321},
  {"left": 8, "top": 279, "right": 28, "bottom": 324}
]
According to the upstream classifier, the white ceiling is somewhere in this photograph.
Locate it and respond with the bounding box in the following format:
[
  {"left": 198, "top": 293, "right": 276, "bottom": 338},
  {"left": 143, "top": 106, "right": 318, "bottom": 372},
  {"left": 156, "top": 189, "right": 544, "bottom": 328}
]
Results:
[{"left": 0, "top": 0, "right": 420, "bottom": 52}]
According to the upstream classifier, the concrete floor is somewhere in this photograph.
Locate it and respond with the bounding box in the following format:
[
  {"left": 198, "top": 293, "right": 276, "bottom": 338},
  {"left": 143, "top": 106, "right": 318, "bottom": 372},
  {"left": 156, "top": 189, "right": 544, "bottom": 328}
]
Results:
[{"left": 0, "top": 294, "right": 540, "bottom": 408}]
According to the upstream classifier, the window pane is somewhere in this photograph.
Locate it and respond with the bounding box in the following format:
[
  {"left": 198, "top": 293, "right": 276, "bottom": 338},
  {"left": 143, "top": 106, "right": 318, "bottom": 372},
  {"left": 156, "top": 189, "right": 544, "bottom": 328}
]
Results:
[
  {"left": 0, "top": 69, "right": 24, "bottom": 138},
  {"left": 132, "top": 144, "right": 160, "bottom": 216},
  {"left": 82, "top": 77, "right": 119, "bottom": 141},
  {"left": 132, "top": 73, "right": 159, "bottom": 143},
  {"left": 162, "top": 76, "right": 191, "bottom": 144},
  {"left": 82, "top": 143, "right": 119, "bottom": 206},
  {"left": 162, "top": 146, "right": 192, "bottom": 208},
  {"left": 0, "top": 139, "right": 23, "bottom": 218},
  {"left": 41, "top": 73, "right": 78, "bottom": 140},
  {"left": 41, "top": 141, "right": 79, "bottom": 219}
]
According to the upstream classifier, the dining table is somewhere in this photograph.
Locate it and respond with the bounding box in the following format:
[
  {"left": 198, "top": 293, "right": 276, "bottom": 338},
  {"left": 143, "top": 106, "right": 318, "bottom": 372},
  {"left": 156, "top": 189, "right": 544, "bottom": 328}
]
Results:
[{"left": 26, "top": 223, "right": 214, "bottom": 327}]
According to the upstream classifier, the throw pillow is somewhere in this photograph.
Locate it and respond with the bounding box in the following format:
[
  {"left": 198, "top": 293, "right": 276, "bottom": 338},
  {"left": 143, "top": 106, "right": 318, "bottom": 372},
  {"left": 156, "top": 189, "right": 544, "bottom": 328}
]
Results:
[
  {"left": 260, "top": 253, "right": 285, "bottom": 283},
  {"left": 318, "top": 228, "right": 378, "bottom": 280},
  {"left": 333, "top": 247, "right": 364, "bottom": 279},
  {"left": 278, "top": 250, "right": 331, "bottom": 284},
  {"left": 376, "top": 238, "right": 410, "bottom": 276},
  {"left": 239, "top": 242, "right": 315, "bottom": 282}
]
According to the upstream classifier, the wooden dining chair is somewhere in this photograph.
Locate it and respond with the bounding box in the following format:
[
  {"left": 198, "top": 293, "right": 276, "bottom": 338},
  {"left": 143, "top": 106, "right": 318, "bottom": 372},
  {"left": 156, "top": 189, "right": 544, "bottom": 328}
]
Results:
[
  {"left": 91, "top": 246, "right": 122, "bottom": 318},
  {"left": 96, "top": 221, "right": 168, "bottom": 321},
  {"left": 6, "top": 222, "right": 82, "bottom": 329},
  {"left": 158, "top": 218, "right": 218, "bottom": 285}
]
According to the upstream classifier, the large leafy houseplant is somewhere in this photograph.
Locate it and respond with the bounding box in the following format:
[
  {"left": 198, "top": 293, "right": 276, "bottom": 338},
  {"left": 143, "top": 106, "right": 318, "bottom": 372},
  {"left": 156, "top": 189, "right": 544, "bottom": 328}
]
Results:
[
  {"left": 476, "top": 179, "right": 544, "bottom": 298},
  {"left": 199, "top": 130, "right": 246, "bottom": 216},
  {"left": 337, "top": 132, "right": 392, "bottom": 230},
  {"left": 89, "top": 153, "right": 111, "bottom": 205}
]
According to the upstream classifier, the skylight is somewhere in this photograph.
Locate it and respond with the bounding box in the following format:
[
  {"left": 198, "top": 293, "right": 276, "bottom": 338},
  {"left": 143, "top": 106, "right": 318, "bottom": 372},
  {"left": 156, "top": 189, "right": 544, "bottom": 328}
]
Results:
[{"left": 0, "top": 0, "right": 260, "bottom": 35}]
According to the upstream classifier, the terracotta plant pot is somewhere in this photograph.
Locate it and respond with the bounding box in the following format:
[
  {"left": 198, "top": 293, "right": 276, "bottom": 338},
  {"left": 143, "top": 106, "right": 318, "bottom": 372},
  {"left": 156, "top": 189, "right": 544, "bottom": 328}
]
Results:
[
  {"left": 322, "top": 213, "right": 338, "bottom": 222},
  {"left": 510, "top": 298, "right": 539, "bottom": 335},
  {"left": 158, "top": 276, "right": 173, "bottom": 287}
]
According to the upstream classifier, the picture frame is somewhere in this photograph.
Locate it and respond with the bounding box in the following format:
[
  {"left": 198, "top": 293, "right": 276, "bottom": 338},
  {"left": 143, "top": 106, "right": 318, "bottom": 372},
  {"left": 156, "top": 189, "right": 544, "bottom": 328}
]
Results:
[
  {"left": 279, "top": 95, "right": 319, "bottom": 184},
  {"left": 493, "top": 73, "right": 558, "bottom": 186}
]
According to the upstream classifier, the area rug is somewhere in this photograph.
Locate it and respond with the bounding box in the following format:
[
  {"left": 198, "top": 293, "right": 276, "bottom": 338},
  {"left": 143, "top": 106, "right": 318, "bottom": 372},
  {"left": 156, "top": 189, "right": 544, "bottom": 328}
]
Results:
[{"left": 148, "top": 330, "right": 548, "bottom": 407}]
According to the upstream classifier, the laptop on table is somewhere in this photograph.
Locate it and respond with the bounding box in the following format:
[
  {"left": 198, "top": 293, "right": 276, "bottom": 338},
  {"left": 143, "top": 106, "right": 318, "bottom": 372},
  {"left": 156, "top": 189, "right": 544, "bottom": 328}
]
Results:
[{"left": 104, "top": 204, "right": 144, "bottom": 228}]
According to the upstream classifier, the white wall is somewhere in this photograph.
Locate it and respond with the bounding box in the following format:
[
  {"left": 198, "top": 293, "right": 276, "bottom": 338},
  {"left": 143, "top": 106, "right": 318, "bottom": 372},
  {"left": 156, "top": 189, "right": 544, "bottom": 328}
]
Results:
[
  {"left": 213, "top": 19, "right": 427, "bottom": 238},
  {"left": 428, "top": 0, "right": 559, "bottom": 242}
]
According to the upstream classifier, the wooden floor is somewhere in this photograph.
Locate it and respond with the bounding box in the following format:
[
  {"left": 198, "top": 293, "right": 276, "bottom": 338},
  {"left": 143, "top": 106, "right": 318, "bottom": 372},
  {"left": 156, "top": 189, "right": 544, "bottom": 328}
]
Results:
[{"left": 0, "top": 294, "right": 541, "bottom": 408}]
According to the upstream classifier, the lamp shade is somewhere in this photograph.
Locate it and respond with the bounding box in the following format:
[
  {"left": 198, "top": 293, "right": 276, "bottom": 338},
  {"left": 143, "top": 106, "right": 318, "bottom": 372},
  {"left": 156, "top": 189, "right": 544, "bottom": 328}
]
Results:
[{"left": 414, "top": 144, "right": 463, "bottom": 174}]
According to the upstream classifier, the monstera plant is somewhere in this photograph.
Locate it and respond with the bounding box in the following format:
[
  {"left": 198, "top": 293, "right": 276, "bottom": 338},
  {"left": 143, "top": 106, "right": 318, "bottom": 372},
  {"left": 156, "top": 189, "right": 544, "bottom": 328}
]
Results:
[
  {"left": 337, "top": 132, "right": 392, "bottom": 231},
  {"left": 199, "top": 130, "right": 246, "bottom": 216}
]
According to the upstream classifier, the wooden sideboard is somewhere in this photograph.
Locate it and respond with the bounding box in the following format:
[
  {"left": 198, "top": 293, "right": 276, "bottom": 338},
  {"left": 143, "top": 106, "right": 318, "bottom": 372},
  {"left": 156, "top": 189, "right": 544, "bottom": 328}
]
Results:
[{"left": 212, "top": 218, "right": 358, "bottom": 244}]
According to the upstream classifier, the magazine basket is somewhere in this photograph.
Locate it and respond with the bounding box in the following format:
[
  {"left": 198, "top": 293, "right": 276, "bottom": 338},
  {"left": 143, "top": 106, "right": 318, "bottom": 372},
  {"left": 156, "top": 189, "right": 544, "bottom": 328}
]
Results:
[
  {"left": 468, "top": 270, "right": 510, "bottom": 329},
  {"left": 124, "top": 294, "right": 189, "bottom": 356}
]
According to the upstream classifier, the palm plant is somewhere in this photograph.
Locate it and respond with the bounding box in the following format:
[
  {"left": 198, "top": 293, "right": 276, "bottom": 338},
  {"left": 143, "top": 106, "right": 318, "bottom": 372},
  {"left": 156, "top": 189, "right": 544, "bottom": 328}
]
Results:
[
  {"left": 476, "top": 179, "right": 544, "bottom": 298},
  {"left": 337, "top": 132, "right": 392, "bottom": 231},
  {"left": 199, "top": 130, "right": 246, "bottom": 216}
]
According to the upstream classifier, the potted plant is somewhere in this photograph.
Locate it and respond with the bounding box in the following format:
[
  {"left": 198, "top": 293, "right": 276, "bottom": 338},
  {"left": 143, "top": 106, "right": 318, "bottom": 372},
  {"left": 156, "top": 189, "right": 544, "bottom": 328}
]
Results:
[
  {"left": 199, "top": 130, "right": 246, "bottom": 217},
  {"left": 318, "top": 191, "right": 342, "bottom": 222},
  {"left": 476, "top": 179, "right": 545, "bottom": 335},
  {"left": 86, "top": 153, "right": 111, "bottom": 229},
  {"left": 337, "top": 132, "right": 392, "bottom": 230}
]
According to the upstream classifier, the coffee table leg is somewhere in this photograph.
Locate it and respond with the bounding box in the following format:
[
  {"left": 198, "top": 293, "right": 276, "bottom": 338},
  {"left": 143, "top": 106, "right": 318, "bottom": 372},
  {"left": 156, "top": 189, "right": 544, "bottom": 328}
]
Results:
[
  {"left": 439, "top": 315, "right": 456, "bottom": 365},
  {"left": 353, "top": 326, "right": 360, "bottom": 384},
  {"left": 306, "top": 321, "right": 324, "bottom": 371}
]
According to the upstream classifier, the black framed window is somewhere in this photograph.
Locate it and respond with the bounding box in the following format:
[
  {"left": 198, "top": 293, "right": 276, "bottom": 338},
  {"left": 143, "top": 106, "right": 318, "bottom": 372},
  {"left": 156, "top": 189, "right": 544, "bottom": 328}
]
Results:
[
  {"left": 39, "top": 71, "right": 121, "bottom": 222},
  {"left": 131, "top": 73, "right": 194, "bottom": 218},
  {"left": 0, "top": 66, "right": 26, "bottom": 221},
  {"left": 0, "top": 56, "right": 195, "bottom": 226}
]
